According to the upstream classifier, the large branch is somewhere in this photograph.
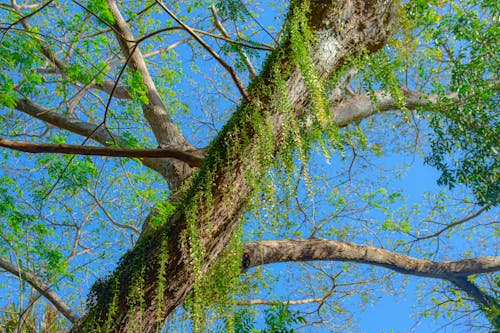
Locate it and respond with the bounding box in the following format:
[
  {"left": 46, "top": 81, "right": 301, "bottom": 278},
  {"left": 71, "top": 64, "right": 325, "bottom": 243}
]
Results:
[
  {"left": 107, "top": 0, "right": 195, "bottom": 190},
  {"left": 243, "top": 239, "right": 500, "bottom": 317},
  {"left": 242, "top": 239, "right": 500, "bottom": 278},
  {"left": 0, "top": 137, "right": 204, "bottom": 167},
  {"left": 330, "top": 88, "right": 495, "bottom": 144},
  {"left": 448, "top": 277, "right": 499, "bottom": 310},
  {"left": 14, "top": 98, "right": 187, "bottom": 178},
  {"left": 330, "top": 88, "right": 459, "bottom": 127},
  {"left": 70, "top": 1, "right": 398, "bottom": 331},
  {"left": 0, "top": 255, "right": 80, "bottom": 324}
]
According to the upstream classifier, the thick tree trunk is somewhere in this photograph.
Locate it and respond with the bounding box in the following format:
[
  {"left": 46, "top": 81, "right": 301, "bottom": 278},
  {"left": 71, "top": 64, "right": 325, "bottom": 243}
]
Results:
[{"left": 70, "top": 1, "right": 397, "bottom": 331}]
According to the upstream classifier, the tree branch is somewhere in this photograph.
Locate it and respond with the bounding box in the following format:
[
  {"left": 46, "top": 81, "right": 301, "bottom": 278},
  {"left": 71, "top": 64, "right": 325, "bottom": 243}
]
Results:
[
  {"left": 243, "top": 238, "right": 499, "bottom": 325},
  {"left": 448, "top": 277, "right": 499, "bottom": 310},
  {"left": 0, "top": 137, "right": 205, "bottom": 167},
  {"left": 411, "top": 206, "right": 491, "bottom": 242},
  {"left": 210, "top": 5, "right": 257, "bottom": 80},
  {"left": 330, "top": 88, "right": 459, "bottom": 127},
  {"left": 33, "top": 67, "right": 132, "bottom": 100},
  {"left": 8, "top": 3, "right": 130, "bottom": 101},
  {"left": 243, "top": 240, "right": 500, "bottom": 323},
  {"left": 106, "top": 0, "right": 196, "bottom": 189},
  {"left": 85, "top": 189, "right": 142, "bottom": 234},
  {"left": 92, "top": 80, "right": 131, "bottom": 99},
  {"left": 242, "top": 239, "right": 500, "bottom": 279},
  {"left": 70, "top": 1, "right": 399, "bottom": 330},
  {"left": 237, "top": 297, "right": 325, "bottom": 306},
  {"left": 0, "top": 256, "right": 80, "bottom": 324},
  {"left": 14, "top": 98, "right": 198, "bottom": 178}
]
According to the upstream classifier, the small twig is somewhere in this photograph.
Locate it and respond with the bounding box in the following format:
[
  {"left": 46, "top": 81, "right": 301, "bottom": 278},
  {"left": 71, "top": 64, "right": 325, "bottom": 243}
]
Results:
[
  {"left": 410, "top": 206, "right": 491, "bottom": 242},
  {"left": 1, "top": 0, "right": 53, "bottom": 42},
  {"left": 237, "top": 0, "right": 278, "bottom": 45},
  {"left": 237, "top": 297, "right": 326, "bottom": 306},
  {"left": 86, "top": 189, "right": 141, "bottom": 234}
]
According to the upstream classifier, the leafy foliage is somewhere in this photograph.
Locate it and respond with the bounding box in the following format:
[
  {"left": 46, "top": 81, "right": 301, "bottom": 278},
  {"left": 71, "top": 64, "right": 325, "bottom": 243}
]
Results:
[
  {"left": 126, "top": 70, "right": 149, "bottom": 105},
  {"left": 218, "top": 305, "right": 306, "bottom": 333},
  {"left": 87, "top": 0, "right": 115, "bottom": 25},
  {"left": 406, "top": 0, "right": 499, "bottom": 205}
]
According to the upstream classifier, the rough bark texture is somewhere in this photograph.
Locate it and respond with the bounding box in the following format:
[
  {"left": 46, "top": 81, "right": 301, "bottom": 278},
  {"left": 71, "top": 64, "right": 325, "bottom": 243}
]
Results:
[
  {"left": 243, "top": 239, "right": 500, "bottom": 315},
  {"left": 70, "top": 1, "right": 398, "bottom": 331},
  {"left": 242, "top": 239, "right": 500, "bottom": 278}
]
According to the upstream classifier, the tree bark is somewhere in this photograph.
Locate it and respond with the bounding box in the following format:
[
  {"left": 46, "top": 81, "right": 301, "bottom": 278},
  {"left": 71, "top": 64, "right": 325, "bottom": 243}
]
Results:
[
  {"left": 242, "top": 239, "right": 500, "bottom": 278},
  {"left": 243, "top": 239, "right": 500, "bottom": 318},
  {"left": 70, "top": 1, "right": 398, "bottom": 331}
]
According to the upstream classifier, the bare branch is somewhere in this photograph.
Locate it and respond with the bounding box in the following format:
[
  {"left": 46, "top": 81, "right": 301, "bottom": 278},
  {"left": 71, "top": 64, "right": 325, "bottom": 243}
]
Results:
[
  {"left": 211, "top": 5, "right": 257, "bottom": 80},
  {"left": 0, "top": 256, "right": 80, "bottom": 324},
  {"left": 142, "top": 38, "right": 189, "bottom": 59},
  {"left": 411, "top": 206, "right": 491, "bottom": 242},
  {"left": 0, "top": 137, "right": 205, "bottom": 167},
  {"left": 34, "top": 68, "right": 131, "bottom": 99},
  {"left": 106, "top": 0, "right": 188, "bottom": 146},
  {"left": 331, "top": 88, "right": 459, "bottom": 127},
  {"left": 242, "top": 239, "right": 500, "bottom": 279},
  {"left": 242, "top": 238, "right": 500, "bottom": 324},
  {"left": 15, "top": 98, "right": 114, "bottom": 143},
  {"left": 85, "top": 190, "right": 141, "bottom": 234},
  {"left": 8, "top": 2, "right": 132, "bottom": 102},
  {"left": 106, "top": 0, "right": 197, "bottom": 189},
  {"left": 1, "top": 0, "right": 53, "bottom": 39},
  {"left": 155, "top": 0, "right": 250, "bottom": 101}
]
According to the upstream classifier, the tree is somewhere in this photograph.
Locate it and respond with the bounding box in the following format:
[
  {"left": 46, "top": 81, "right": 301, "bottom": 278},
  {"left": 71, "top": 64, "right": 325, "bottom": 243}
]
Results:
[{"left": 0, "top": 0, "right": 498, "bottom": 332}]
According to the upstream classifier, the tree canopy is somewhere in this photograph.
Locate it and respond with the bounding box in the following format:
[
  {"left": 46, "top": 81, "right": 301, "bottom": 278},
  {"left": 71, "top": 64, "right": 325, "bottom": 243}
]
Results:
[{"left": 0, "top": 0, "right": 498, "bottom": 332}]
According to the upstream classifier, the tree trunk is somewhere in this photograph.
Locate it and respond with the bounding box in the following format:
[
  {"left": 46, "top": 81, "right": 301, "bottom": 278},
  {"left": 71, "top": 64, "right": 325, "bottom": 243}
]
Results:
[{"left": 70, "top": 1, "right": 398, "bottom": 331}]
